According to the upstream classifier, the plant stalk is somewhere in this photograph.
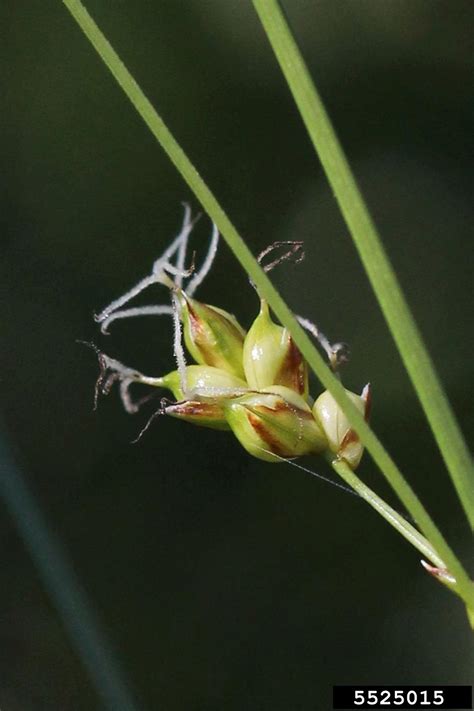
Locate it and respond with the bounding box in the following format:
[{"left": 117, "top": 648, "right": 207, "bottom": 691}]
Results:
[
  {"left": 251, "top": 0, "right": 474, "bottom": 530},
  {"left": 60, "top": 0, "right": 474, "bottom": 611},
  {"left": 329, "top": 456, "right": 446, "bottom": 569}
]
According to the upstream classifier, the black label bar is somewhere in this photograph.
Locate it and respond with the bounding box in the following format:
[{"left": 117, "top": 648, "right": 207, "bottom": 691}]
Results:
[{"left": 333, "top": 685, "right": 472, "bottom": 709}]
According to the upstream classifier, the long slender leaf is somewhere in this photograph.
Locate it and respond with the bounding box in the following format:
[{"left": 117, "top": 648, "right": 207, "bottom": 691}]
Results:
[
  {"left": 252, "top": 0, "right": 474, "bottom": 530},
  {"left": 60, "top": 0, "right": 474, "bottom": 610}
]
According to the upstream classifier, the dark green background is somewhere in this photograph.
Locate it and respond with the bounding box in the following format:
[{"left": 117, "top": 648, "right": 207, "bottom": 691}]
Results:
[{"left": 2, "top": 1, "right": 473, "bottom": 709}]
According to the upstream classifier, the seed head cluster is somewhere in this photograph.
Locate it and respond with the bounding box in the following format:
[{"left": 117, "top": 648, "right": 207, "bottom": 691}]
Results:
[{"left": 92, "top": 207, "right": 370, "bottom": 468}]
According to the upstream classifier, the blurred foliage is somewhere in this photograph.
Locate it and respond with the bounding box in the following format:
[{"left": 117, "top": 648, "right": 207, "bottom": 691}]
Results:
[{"left": 1, "top": 1, "right": 473, "bottom": 709}]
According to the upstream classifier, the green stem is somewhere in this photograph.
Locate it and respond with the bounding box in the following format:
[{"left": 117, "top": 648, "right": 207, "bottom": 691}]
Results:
[
  {"left": 60, "top": 0, "right": 474, "bottom": 610},
  {"left": 329, "top": 456, "right": 446, "bottom": 569},
  {"left": 252, "top": 0, "right": 474, "bottom": 530}
]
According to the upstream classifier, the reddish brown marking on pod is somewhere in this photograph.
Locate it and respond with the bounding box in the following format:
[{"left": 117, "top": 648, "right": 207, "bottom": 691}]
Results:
[
  {"left": 340, "top": 428, "right": 359, "bottom": 450},
  {"left": 256, "top": 401, "right": 288, "bottom": 414},
  {"left": 275, "top": 336, "right": 307, "bottom": 394},
  {"left": 188, "top": 300, "right": 243, "bottom": 341},
  {"left": 186, "top": 302, "right": 220, "bottom": 366},
  {"left": 186, "top": 302, "right": 205, "bottom": 338},
  {"left": 167, "top": 401, "right": 223, "bottom": 418},
  {"left": 285, "top": 337, "right": 306, "bottom": 393},
  {"left": 255, "top": 403, "right": 313, "bottom": 420},
  {"left": 247, "top": 413, "right": 288, "bottom": 457}
]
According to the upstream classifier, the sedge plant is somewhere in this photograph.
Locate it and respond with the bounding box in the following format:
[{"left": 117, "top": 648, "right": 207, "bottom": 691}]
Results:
[{"left": 61, "top": 0, "right": 474, "bottom": 625}]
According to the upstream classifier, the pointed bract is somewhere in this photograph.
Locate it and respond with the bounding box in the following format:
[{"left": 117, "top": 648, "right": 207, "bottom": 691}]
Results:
[
  {"left": 312, "top": 384, "right": 371, "bottom": 469},
  {"left": 163, "top": 400, "right": 232, "bottom": 430},
  {"left": 224, "top": 385, "right": 327, "bottom": 462},
  {"left": 160, "top": 365, "right": 248, "bottom": 429},
  {"left": 243, "top": 299, "right": 308, "bottom": 397},
  {"left": 178, "top": 291, "right": 246, "bottom": 379},
  {"left": 160, "top": 365, "right": 247, "bottom": 400}
]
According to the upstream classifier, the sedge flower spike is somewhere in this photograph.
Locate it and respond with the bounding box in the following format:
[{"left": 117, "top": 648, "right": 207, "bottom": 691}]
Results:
[
  {"left": 163, "top": 399, "right": 233, "bottom": 431},
  {"left": 88, "top": 211, "right": 469, "bottom": 609},
  {"left": 313, "top": 384, "right": 371, "bottom": 469},
  {"left": 243, "top": 298, "right": 308, "bottom": 397},
  {"left": 159, "top": 365, "right": 248, "bottom": 402},
  {"left": 224, "top": 385, "right": 327, "bottom": 462},
  {"left": 91, "top": 209, "right": 369, "bottom": 472},
  {"left": 177, "top": 290, "right": 246, "bottom": 379},
  {"left": 158, "top": 365, "right": 247, "bottom": 430}
]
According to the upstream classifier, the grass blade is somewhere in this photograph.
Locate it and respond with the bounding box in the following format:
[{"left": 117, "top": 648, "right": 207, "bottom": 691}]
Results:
[
  {"left": 251, "top": 0, "right": 474, "bottom": 529},
  {"left": 60, "top": 0, "right": 473, "bottom": 610}
]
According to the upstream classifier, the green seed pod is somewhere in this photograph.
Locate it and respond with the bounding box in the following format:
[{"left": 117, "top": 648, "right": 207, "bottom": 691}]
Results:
[
  {"left": 159, "top": 365, "right": 248, "bottom": 430},
  {"left": 224, "top": 385, "right": 327, "bottom": 462},
  {"left": 243, "top": 299, "right": 308, "bottom": 397},
  {"left": 178, "top": 291, "right": 246, "bottom": 379},
  {"left": 312, "top": 385, "right": 371, "bottom": 469},
  {"left": 159, "top": 364, "right": 247, "bottom": 401}
]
